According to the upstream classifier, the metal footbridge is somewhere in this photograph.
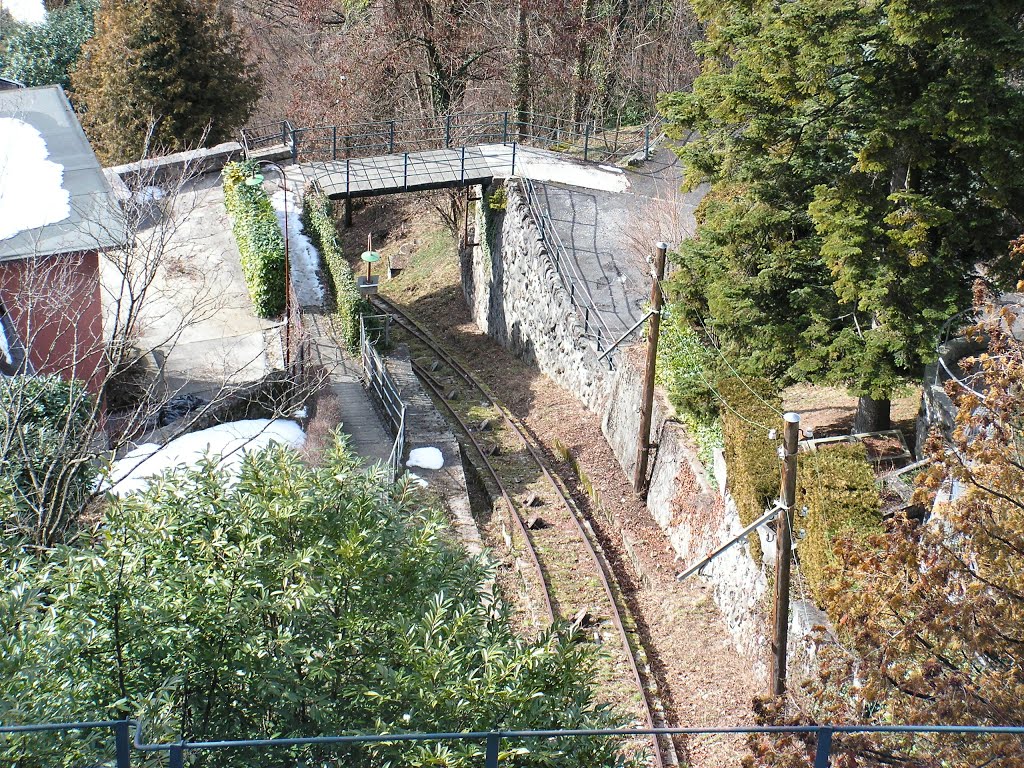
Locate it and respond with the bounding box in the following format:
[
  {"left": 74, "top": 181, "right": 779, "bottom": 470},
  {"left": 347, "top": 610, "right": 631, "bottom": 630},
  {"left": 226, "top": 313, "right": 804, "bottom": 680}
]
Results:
[{"left": 241, "top": 111, "right": 659, "bottom": 199}]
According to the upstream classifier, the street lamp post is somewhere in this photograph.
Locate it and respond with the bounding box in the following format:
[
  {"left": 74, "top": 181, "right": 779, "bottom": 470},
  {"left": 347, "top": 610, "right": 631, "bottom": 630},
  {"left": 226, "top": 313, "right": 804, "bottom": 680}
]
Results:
[{"left": 246, "top": 161, "right": 292, "bottom": 371}]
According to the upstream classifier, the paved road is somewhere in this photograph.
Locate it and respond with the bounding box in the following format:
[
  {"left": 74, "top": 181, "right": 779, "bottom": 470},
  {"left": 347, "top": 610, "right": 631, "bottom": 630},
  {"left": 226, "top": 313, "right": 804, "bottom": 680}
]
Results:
[{"left": 533, "top": 145, "right": 708, "bottom": 337}]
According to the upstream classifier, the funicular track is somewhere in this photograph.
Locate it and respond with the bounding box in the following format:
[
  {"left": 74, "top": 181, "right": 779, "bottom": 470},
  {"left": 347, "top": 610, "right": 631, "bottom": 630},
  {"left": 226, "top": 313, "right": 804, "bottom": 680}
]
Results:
[{"left": 369, "top": 295, "right": 677, "bottom": 768}]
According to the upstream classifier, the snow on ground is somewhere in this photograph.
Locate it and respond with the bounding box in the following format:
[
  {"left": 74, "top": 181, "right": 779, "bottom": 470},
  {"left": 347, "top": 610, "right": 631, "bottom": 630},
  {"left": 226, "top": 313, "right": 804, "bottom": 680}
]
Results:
[
  {"left": 270, "top": 189, "right": 324, "bottom": 308},
  {"left": 3, "top": 0, "right": 45, "bottom": 24},
  {"left": 477, "top": 144, "right": 630, "bottom": 193},
  {"left": 0, "top": 118, "right": 71, "bottom": 241},
  {"left": 407, "top": 472, "right": 429, "bottom": 488},
  {"left": 517, "top": 156, "right": 629, "bottom": 193},
  {"left": 106, "top": 419, "right": 306, "bottom": 496},
  {"left": 407, "top": 446, "right": 444, "bottom": 470}
]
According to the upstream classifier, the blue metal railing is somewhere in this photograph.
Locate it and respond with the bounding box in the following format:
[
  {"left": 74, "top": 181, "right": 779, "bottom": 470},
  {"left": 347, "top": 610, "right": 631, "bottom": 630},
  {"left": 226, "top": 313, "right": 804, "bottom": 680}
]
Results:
[{"left": 4, "top": 720, "right": 1024, "bottom": 767}]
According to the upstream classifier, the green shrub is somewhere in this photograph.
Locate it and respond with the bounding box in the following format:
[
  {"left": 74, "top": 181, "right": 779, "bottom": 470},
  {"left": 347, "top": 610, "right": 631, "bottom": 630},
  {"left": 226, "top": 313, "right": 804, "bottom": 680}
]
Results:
[
  {"left": 797, "top": 443, "right": 881, "bottom": 606},
  {"left": 656, "top": 307, "right": 719, "bottom": 421},
  {"left": 0, "top": 375, "right": 96, "bottom": 544},
  {"left": 718, "top": 376, "right": 781, "bottom": 562},
  {"left": 222, "top": 161, "right": 286, "bottom": 318},
  {"left": 302, "top": 184, "right": 363, "bottom": 351},
  {"left": 488, "top": 185, "right": 508, "bottom": 211},
  {"left": 0, "top": 435, "right": 628, "bottom": 766}
]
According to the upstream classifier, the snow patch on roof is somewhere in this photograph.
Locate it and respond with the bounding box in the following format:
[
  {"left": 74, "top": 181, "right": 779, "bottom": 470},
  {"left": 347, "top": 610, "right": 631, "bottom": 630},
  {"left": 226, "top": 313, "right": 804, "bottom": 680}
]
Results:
[
  {"left": 270, "top": 188, "right": 325, "bottom": 308},
  {"left": 0, "top": 117, "right": 71, "bottom": 241},
  {"left": 105, "top": 418, "right": 306, "bottom": 496},
  {"left": 407, "top": 446, "right": 444, "bottom": 470},
  {"left": 3, "top": 0, "right": 46, "bottom": 24}
]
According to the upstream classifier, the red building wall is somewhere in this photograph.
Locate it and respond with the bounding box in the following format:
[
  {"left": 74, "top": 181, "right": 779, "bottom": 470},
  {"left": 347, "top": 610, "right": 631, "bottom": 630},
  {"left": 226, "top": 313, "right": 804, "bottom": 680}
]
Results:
[{"left": 0, "top": 250, "right": 107, "bottom": 395}]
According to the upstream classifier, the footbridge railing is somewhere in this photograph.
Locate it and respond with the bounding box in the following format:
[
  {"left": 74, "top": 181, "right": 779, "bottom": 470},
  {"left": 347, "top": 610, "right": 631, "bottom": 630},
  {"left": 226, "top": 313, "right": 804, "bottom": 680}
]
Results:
[
  {"left": 4, "top": 719, "right": 1024, "bottom": 768},
  {"left": 242, "top": 111, "right": 662, "bottom": 166}
]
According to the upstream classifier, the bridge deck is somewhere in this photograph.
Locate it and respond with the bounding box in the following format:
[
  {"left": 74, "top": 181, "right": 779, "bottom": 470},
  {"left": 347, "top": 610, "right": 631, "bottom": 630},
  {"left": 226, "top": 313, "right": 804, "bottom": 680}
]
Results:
[{"left": 298, "top": 144, "right": 518, "bottom": 199}]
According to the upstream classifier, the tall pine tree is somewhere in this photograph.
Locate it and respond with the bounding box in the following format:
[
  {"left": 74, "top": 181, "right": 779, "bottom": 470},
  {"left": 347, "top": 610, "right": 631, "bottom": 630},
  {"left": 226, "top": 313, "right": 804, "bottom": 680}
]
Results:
[
  {"left": 661, "top": 0, "right": 1024, "bottom": 430},
  {"left": 71, "top": 0, "right": 260, "bottom": 165}
]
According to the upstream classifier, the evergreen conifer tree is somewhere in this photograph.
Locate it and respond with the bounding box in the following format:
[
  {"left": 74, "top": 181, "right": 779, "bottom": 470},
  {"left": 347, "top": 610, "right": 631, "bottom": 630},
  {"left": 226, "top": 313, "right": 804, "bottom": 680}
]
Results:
[
  {"left": 71, "top": 0, "right": 260, "bottom": 164},
  {"left": 661, "top": 0, "right": 1024, "bottom": 430}
]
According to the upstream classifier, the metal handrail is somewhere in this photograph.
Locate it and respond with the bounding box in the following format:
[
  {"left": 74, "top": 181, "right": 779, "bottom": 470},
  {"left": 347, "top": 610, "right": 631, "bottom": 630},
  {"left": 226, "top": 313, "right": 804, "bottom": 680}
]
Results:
[
  {"left": 518, "top": 177, "right": 615, "bottom": 355},
  {"left": 360, "top": 315, "right": 407, "bottom": 480},
  {"left": 242, "top": 110, "right": 659, "bottom": 166},
  {"left": 5, "top": 718, "right": 1024, "bottom": 768}
]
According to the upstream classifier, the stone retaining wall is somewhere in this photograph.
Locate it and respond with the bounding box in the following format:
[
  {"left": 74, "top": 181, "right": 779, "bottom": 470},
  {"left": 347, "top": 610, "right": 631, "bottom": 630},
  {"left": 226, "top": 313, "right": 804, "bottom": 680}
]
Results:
[{"left": 461, "top": 177, "right": 771, "bottom": 668}]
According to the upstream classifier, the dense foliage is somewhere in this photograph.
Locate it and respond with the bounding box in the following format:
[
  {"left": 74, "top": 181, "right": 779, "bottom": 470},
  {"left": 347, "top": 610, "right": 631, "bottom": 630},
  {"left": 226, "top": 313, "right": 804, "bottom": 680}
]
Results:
[
  {"left": 660, "top": 0, "right": 1024, "bottom": 430},
  {"left": 0, "top": 375, "right": 96, "bottom": 546},
  {"left": 750, "top": 299, "right": 1024, "bottom": 767},
  {"left": 0, "top": 435, "right": 626, "bottom": 766},
  {"left": 302, "top": 184, "right": 363, "bottom": 351},
  {"left": 655, "top": 308, "right": 722, "bottom": 468},
  {"left": 717, "top": 377, "right": 780, "bottom": 562},
  {"left": 0, "top": 0, "right": 97, "bottom": 89},
  {"left": 71, "top": 0, "right": 260, "bottom": 164},
  {"left": 223, "top": 161, "right": 286, "bottom": 318},
  {"left": 796, "top": 443, "right": 880, "bottom": 607}
]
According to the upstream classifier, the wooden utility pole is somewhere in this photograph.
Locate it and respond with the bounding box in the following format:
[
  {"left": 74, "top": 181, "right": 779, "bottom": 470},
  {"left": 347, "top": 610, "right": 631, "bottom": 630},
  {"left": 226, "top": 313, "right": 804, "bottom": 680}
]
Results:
[
  {"left": 771, "top": 412, "right": 801, "bottom": 696},
  {"left": 633, "top": 241, "right": 669, "bottom": 496}
]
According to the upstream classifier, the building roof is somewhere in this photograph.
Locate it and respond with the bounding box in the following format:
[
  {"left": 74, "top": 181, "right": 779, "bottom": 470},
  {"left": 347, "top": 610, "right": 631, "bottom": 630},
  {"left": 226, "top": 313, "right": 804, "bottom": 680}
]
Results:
[{"left": 0, "top": 85, "right": 125, "bottom": 262}]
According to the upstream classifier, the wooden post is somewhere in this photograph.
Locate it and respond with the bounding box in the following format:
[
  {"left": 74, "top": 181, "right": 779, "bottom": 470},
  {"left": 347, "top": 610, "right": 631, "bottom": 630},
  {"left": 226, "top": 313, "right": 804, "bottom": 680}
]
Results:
[
  {"left": 633, "top": 241, "right": 669, "bottom": 496},
  {"left": 344, "top": 199, "right": 353, "bottom": 228},
  {"left": 771, "top": 412, "right": 801, "bottom": 697}
]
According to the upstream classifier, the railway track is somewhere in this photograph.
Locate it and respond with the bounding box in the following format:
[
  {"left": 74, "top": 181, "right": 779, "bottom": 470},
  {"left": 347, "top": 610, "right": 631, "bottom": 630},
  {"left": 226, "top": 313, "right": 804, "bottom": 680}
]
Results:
[{"left": 369, "top": 295, "right": 677, "bottom": 768}]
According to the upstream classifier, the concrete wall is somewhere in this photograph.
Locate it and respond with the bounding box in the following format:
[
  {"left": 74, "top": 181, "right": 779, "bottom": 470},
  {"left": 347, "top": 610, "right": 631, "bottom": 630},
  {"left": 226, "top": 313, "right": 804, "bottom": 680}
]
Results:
[
  {"left": 105, "top": 142, "right": 260, "bottom": 189},
  {"left": 462, "top": 177, "right": 770, "bottom": 667}
]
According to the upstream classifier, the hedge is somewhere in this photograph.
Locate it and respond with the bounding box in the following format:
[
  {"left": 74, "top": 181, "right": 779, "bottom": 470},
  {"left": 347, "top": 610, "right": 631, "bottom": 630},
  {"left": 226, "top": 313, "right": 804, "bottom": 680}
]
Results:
[
  {"left": 797, "top": 443, "right": 881, "bottom": 607},
  {"left": 719, "top": 376, "right": 782, "bottom": 563},
  {"left": 302, "top": 183, "right": 363, "bottom": 352},
  {"left": 222, "top": 161, "right": 286, "bottom": 318}
]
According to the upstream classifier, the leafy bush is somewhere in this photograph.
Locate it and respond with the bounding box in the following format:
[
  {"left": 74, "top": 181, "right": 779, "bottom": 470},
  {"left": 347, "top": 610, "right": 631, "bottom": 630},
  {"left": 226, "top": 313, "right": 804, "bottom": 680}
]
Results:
[
  {"left": 0, "top": 435, "right": 627, "bottom": 767},
  {"left": 1, "top": 0, "right": 98, "bottom": 89},
  {"left": 797, "top": 443, "right": 880, "bottom": 606},
  {"left": 656, "top": 308, "right": 720, "bottom": 418},
  {"left": 223, "top": 161, "right": 286, "bottom": 318},
  {"left": 0, "top": 375, "right": 96, "bottom": 544},
  {"left": 718, "top": 376, "right": 781, "bottom": 562},
  {"left": 302, "top": 184, "right": 363, "bottom": 351}
]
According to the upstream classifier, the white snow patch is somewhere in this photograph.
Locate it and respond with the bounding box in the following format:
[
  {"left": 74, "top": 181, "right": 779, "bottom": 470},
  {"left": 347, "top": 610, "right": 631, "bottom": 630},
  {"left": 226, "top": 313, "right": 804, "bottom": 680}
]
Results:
[
  {"left": 133, "top": 186, "right": 165, "bottom": 205},
  {"left": 518, "top": 157, "right": 629, "bottom": 192},
  {"left": 407, "top": 446, "right": 444, "bottom": 470},
  {"left": 3, "top": 0, "right": 45, "bottom": 24},
  {"left": 270, "top": 189, "right": 325, "bottom": 308},
  {"left": 477, "top": 144, "right": 630, "bottom": 193},
  {"left": 0, "top": 321, "right": 11, "bottom": 365},
  {"left": 0, "top": 118, "right": 71, "bottom": 241},
  {"left": 407, "top": 472, "right": 429, "bottom": 488},
  {"left": 105, "top": 418, "right": 306, "bottom": 496}
]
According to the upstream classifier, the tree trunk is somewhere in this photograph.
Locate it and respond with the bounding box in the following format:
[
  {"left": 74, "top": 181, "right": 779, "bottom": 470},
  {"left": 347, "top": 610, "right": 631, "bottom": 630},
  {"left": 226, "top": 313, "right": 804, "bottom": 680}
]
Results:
[
  {"left": 512, "top": 0, "right": 530, "bottom": 139},
  {"left": 571, "top": 0, "right": 594, "bottom": 127},
  {"left": 854, "top": 395, "right": 891, "bottom": 433}
]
